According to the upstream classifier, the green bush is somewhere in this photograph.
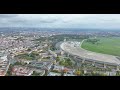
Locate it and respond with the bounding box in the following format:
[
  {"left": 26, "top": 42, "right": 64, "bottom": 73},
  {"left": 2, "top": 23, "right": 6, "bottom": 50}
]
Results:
[{"left": 59, "top": 58, "right": 73, "bottom": 67}]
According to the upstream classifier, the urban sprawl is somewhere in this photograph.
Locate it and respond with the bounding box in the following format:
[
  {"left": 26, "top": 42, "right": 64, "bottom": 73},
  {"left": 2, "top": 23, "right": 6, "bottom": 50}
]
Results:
[{"left": 0, "top": 28, "right": 120, "bottom": 76}]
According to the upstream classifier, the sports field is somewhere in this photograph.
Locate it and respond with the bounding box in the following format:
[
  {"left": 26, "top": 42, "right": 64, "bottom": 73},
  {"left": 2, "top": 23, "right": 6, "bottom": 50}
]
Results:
[{"left": 81, "top": 37, "right": 120, "bottom": 56}]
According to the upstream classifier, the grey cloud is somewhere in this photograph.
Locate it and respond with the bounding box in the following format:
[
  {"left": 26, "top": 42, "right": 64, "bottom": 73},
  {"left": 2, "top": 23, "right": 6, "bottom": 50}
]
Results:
[
  {"left": 9, "top": 19, "right": 26, "bottom": 23},
  {"left": 38, "top": 19, "right": 58, "bottom": 23},
  {"left": 0, "top": 14, "right": 18, "bottom": 18},
  {"left": 5, "top": 15, "right": 58, "bottom": 26},
  {"left": 0, "top": 14, "right": 63, "bottom": 27},
  {"left": 0, "top": 14, "right": 120, "bottom": 29}
]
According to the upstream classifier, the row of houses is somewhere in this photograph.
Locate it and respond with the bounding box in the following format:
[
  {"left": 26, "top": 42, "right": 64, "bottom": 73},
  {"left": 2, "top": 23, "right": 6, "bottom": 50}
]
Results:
[
  {"left": 28, "top": 61, "right": 53, "bottom": 71},
  {"left": 0, "top": 56, "right": 10, "bottom": 76},
  {"left": 49, "top": 65, "right": 75, "bottom": 76},
  {"left": 12, "top": 65, "right": 33, "bottom": 76},
  {"left": 12, "top": 65, "right": 46, "bottom": 76}
]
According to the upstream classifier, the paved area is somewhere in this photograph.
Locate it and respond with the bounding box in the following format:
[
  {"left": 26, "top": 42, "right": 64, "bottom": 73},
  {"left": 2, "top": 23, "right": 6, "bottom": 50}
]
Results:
[{"left": 60, "top": 41, "right": 120, "bottom": 65}]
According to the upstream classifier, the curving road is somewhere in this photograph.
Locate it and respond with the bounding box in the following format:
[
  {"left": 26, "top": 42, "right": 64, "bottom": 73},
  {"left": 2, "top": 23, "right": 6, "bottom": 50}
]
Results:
[{"left": 60, "top": 41, "right": 120, "bottom": 66}]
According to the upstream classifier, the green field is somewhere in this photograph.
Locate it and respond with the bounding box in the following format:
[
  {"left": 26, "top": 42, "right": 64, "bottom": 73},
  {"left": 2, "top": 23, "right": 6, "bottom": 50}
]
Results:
[{"left": 81, "top": 37, "right": 120, "bottom": 56}]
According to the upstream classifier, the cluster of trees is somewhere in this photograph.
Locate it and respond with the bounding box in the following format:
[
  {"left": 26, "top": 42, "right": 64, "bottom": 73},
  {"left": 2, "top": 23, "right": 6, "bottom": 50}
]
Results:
[
  {"left": 32, "top": 71, "right": 42, "bottom": 76},
  {"left": 83, "top": 71, "right": 107, "bottom": 76},
  {"left": 26, "top": 48, "right": 31, "bottom": 51},
  {"left": 116, "top": 71, "right": 120, "bottom": 76},
  {"left": 59, "top": 58, "right": 74, "bottom": 68},
  {"left": 50, "top": 34, "right": 89, "bottom": 42},
  {"left": 87, "top": 38, "right": 100, "bottom": 44},
  {"left": 6, "top": 64, "right": 13, "bottom": 76},
  {"left": 33, "top": 34, "right": 90, "bottom": 51},
  {"left": 33, "top": 37, "right": 47, "bottom": 42},
  {"left": 56, "top": 56, "right": 60, "bottom": 62},
  {"left": 50, "top": 43, "right": 57, "bottom": 51},
  {"left": 74, "top": 69, "right": 81, "bottom": 76},
  {"left": 15, "top": 51, "right": 40, "bottom": 60}
]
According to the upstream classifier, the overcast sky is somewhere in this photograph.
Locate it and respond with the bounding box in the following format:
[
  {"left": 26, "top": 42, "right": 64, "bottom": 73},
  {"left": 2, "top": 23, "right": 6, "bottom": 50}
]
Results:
[{"left": 0, "top": 14, "right": 120, "bottom": 29}]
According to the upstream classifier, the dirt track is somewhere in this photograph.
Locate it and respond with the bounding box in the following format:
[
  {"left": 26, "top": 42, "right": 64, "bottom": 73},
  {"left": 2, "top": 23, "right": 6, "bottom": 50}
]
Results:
[{"left": 60, "top": 41, "right": 120, "bottom": 65}]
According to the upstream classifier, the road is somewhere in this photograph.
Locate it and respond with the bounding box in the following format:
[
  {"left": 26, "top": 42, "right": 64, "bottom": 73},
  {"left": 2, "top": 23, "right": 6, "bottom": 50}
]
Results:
[
  {"left": 80, "top": 39, "right": 86, "bottom": 47},
  {"left": 60, "top": 40, "right": 120, "bottom": 65}
]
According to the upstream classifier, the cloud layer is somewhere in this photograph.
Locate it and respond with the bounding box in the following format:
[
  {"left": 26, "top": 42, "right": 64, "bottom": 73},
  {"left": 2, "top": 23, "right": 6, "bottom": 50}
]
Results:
[{"left": 0, "top": 14, "right": 120, "bottom": 29}]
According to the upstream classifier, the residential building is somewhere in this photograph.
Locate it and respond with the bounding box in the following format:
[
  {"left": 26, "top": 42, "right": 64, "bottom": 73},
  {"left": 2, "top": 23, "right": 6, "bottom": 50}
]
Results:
[{"left": 12, "top": 66, "right": 33, "bottom": 76}]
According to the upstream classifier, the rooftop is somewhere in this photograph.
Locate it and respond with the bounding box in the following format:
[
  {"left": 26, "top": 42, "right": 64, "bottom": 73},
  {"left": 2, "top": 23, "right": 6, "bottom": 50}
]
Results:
[{"left": 12, "top": 66, "right": 33, "bottom": 76}]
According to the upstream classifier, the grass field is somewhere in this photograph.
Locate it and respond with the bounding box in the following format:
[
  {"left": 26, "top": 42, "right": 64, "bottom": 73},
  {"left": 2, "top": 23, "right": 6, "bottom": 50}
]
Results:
[{"left": 81, "top": 37, "right": 120, "bottom": 56}]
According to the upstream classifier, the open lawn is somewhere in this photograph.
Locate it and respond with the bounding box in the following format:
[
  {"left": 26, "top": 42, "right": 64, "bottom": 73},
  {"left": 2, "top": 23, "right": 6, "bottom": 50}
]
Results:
[{"left": 81, "top": 37, "right": 120, "bottom": 56}]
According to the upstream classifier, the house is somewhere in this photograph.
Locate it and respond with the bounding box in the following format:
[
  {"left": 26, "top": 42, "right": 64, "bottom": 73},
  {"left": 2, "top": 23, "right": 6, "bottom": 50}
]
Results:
[
  {"left": 0, "top": 57, "right": 10, "bottom": 76},
  {"left": 49, "top": 50, "right": 57, "bottom": 57},
  {"left": 54, "top": 50, "right": 62, "bottom": 56},
  {"left": 52, "top": 65, "right": 64, "bottom": 72},
  {"left": 33, "top": 69, "right": 45, "bottom": 76},
  {"left": 40, "top": 53, "right": 50, "bottom": 59},
  {"left": 48, "top": 72, "right": 61, "bottom": 76},
  {"left": 12, "top": 66, "right": 33, "bottom": 76},
  {"left": 28, "top": 61, "right": 53, "bottom": 71},
  {"left": 64, "top": 73, "right": 75, "bottom": 76}
]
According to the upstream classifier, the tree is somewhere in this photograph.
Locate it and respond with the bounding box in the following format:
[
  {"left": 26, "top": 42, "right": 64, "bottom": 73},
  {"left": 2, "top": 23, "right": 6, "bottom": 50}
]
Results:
[
  {"left": 87, "top": 38, "right": 100, "bottom": 44},
  {"left": 75, "top": 69, "right": 81, "bottom": 76},
  {"left": 63, "top": 68, "right": 68, "bottom": 73},
  {"left": 14, "top": 61, "right": 22, "bottom": 65},
  {"left": 56, "top": 56, "right": 60, "bottom": 62},
  {"left": 32, "top": 71, "right": 40, "bottom": 76},
  {"left": 6, "top": 65, "right": 13, "bottom": 76},
  {"left": 116, "top": 71, "right": 120, "bottom": 76},
  {"left": 27, "top": 48, "right": 31, "bottom": 51}
]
